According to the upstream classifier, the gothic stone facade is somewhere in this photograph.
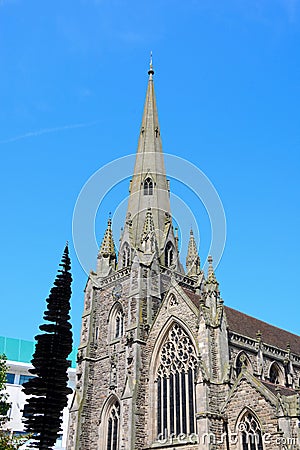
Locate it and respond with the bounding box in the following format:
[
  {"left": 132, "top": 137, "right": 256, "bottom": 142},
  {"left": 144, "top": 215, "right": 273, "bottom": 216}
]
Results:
[{"left": 67, "top": 65, "right": 300, "bottom": 450}]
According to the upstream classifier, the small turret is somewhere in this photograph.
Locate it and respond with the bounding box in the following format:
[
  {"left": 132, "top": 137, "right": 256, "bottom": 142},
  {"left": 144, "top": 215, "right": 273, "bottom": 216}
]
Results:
[
  {"left": 97, "top": 218, "right": 116, "bottom": 276},
  {"left": 186, "top": 229, "right": 201, "bottom": 279},
  {"left": 203, "top": 255, "right": 222, "bottom": 321},
  {"left": 206, "top": 255, "right": 219, "bottom": 291}
]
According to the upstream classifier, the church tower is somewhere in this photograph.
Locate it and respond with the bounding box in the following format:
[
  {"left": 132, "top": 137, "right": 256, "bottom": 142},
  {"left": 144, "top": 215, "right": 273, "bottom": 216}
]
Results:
[
  {"left": 67, "top": 58, "right": 229, "bottom": 450},
  {"left": 67, "top": 59, "right": 300, "bottom": 450}
]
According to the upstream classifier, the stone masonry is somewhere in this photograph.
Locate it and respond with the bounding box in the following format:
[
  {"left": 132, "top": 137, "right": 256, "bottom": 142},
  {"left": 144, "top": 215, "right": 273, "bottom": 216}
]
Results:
[{"left": 67, "top": 62, "right": 300, "bottom": 450}]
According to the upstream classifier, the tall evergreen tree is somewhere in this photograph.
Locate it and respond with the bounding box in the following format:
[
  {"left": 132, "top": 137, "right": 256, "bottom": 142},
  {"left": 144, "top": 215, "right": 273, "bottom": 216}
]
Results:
[{"left": 23, "top": 244, "right": 73, "bottom": 449}]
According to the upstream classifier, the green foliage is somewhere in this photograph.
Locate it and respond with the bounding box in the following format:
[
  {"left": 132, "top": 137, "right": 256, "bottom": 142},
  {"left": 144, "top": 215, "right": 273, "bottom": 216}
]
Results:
[
  {"left": 0, "top": 432, "right": 31, "bottom": 450},
  {"left": 0, "top": 354, "right": 10, "bottom": 428},
  {"left": 0, "top": 355, "right": 31, "bottom": 449},
  {"left": 22, "top": 244, "right": 73, "bottom": 450}
]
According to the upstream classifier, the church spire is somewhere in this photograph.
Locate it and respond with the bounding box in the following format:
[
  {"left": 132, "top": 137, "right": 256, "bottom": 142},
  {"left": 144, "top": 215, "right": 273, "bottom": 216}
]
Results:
[
  {"left": 97, "top": 218, "right": 116, "bottom": 276},
  {"left": 99, "top": 218, "right": 115, "bottom": 256},
  {"left": 186, "top": 229, "right": 201, "bottom": 278},
  {"left": 120, "top": 57, "right": 177, "bottom": 267}
]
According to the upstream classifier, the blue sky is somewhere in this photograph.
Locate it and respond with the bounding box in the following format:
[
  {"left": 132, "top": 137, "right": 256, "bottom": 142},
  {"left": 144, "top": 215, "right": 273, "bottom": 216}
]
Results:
[{"left": 0, "top": 0, "right": 299, "bottom": 347}]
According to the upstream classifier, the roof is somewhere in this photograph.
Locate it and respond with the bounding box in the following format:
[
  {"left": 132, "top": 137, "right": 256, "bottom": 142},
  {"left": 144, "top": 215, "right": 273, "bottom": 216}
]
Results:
[
  {"left": 261, "top": 380, "right": 297, "bottom": 397},
  {"left": 224, "top": 306, "right": 300, "bottom": 355},
  {"left": 181, "top": 287, "right": 300, "bottom": 355},
  {"left": 181, "top": 287, "right": 201, "bottom": 309},
  {"left": 0, "top": 336, "right": 77, "bottom": 368}
]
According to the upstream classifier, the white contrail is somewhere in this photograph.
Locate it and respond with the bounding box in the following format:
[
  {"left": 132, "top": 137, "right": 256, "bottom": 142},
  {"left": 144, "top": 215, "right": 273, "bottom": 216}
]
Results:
[{"left": 0, "top": 120, "right": 100, "bottom": 144}]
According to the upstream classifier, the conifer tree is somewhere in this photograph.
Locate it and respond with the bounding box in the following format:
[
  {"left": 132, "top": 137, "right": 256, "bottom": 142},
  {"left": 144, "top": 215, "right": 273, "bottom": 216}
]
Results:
[{"left": 23, "top": 244, "right": 73, "bottom": 449}]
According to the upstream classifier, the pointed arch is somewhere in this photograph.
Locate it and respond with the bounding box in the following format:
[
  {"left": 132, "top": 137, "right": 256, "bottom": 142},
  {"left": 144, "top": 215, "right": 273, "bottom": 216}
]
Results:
[
  {"left": 164, "top": 241, "right": 174, "bottom": 267},
  {"left": 269, "top": 361, "right": 284, "bottom": 385},
  {"left": 121, "top": 242, "right": 131, "bottom": 268},
  {"left": 149, "top": 317, "right": 198, "bottom": 442},
  {"left": 149, "top": 316, "right": 198, "bottom": 376},
  {"left": 143, "top": 177, "right": 153, "bottom": 195},
  {"left": 108, "top": 302, "right": 124, "bottom": 341},
  {"left": 98, "top": 394, "right": 121, "bottom": 450},
  {"left": 235, "top": 351, "right": 253, "bottom": 377},
  {"left": 235, "top": 408, "right": 264, "bottom": 450}
]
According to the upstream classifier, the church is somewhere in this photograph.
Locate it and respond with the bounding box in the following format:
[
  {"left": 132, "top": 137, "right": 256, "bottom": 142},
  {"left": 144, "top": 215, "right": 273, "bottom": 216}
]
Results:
[{"left": 67, "top": 61, "right": 300, "bottom": 450}]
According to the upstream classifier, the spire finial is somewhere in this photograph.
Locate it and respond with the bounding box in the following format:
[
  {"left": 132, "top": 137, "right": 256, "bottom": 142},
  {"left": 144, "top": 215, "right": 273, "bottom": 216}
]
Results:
[
  {"left": 186, "top": 228, "right": 201, "bottom": 278},
  {"left": 207, "top": 255, "right": 215, "bottom": 279},
  {"left": 148, "top": 51, "right": 154, "bottom": 78},
  {"left": 108, "top": 211, "right": 112, "bottom": 226},
  {"left": 99, "top": 217, "right": 115, "bottom": 257}
]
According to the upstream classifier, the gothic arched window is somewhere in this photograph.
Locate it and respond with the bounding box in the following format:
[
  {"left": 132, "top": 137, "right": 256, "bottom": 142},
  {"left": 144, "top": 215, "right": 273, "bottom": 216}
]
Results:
[
  {"left": 109, "top": 303, "right": 124, "bottom": 342},
  {"left": 115, "top": 309, "right": 124, "bottom": 339},
  {"left": 106, "top": 400, "right": 120, "bottom": 450},
  {"left": 156, "top": 323, "right": 197, "bottom": 439},
  {"left": 122, "top": 243, "right": 130, "bottom": 268},
  {"left": 269, "top": 362, "right": 283, "bottom": 385},
  {"left": 235, "top": 352, "right": 252, "bottom": 377},
  {"left": 238, "top": 411, "right": 263, "bottom": 450},
  {"left": 144, "top": 177, "right": 153, "bottom": 195},
  {"left": 165, "top": 242, "right": 174, "bottom": 268}
]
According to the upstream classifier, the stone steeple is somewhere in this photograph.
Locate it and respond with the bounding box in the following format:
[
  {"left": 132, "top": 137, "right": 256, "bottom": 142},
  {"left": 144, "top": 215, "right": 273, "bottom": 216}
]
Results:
[
  {"left": 186, "top": 228, "right": 201, "bottom": 279},
  {"left": 119, "top": 57, "right": 180, "bottom": 270},
  {"left": 97, "top": 217, "right": 116, "bottom": 276}
]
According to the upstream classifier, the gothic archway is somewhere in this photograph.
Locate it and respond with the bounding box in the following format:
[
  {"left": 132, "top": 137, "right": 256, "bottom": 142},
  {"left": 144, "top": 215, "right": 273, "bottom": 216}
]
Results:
[
  {"left": 98, "top": 395, "right": 121, "bottom": 450},
  {"left": 108, "top": 302, "right": 124, "bottom": 342},
  {"left": 154, "top": 322, "right": 197, "bottom": 439},
  {"left": 121, "top": 243, "right": 131, "bottom": 268},
  {"left": 164, "top": 241, "right": 174, "bottom": 267},
  {"left": 236, "top": 409, "right": 264, "bottom": 450},
  {"left": 235, "top": 352, "right": 253, "bottom": 377},
  {"left": 144, "top": 177, "right": 153, "bottom": 195},
  {"left": 269, "top": 362, "right": 284, "bottom": 385}
]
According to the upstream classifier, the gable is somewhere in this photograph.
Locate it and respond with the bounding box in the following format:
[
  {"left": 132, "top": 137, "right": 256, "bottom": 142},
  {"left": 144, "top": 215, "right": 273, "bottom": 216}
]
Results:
[{"left": 223, "top": 371, "right": 278, "bottom": 417}]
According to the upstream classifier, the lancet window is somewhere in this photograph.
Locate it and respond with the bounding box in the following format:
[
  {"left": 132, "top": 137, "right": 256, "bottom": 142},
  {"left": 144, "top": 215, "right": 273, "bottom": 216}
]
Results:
[
  {"left": 115, "top": 309, "right": 124, "bottom": 339},
  {"left": 235, "top": 352, "right": 252, "bottom": 377},
  {"left": 165, "top": 242, "right": 174, "bottom": 268},
  {"left": 106, "top": 400, "right": 120, "bottom": 450},
  {"left": 122, "top": 243, "right": 130, "bottom": 267},
  {"left": 156, "top": 323, "right": 197, "bottom": 439},
  {"left": 144, "top": 177, "right": 153, "bottom": 195},
  {"left": 269, "top": 362, "right": 283, "bottom": 385},
  {"left": 238, "top": 411, "right": 263, "bottom": 450}
]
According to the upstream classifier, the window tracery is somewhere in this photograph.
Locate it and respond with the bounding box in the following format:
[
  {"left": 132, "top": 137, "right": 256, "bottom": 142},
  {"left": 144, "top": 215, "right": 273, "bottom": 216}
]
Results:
[
  {"left": 168, "top": 294, "right": 178, "bottom": 307},
  {"left": 156, "top": 323, "right": 197, "bottom": 438},
  {"left": 106, "top": 400, "right": 120, "bottom": 450},
  {"left": 238, "top": 411, "right": 263, "bottom": 450},
  {"left": 144, "top": 177, "right": 153, "bottom": 195},
  {"left": 235, "top": 352, "right": 252, "bottom": 377},
  {"left": 109, "top": 303, "right": 124, "bottom": 342}
]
